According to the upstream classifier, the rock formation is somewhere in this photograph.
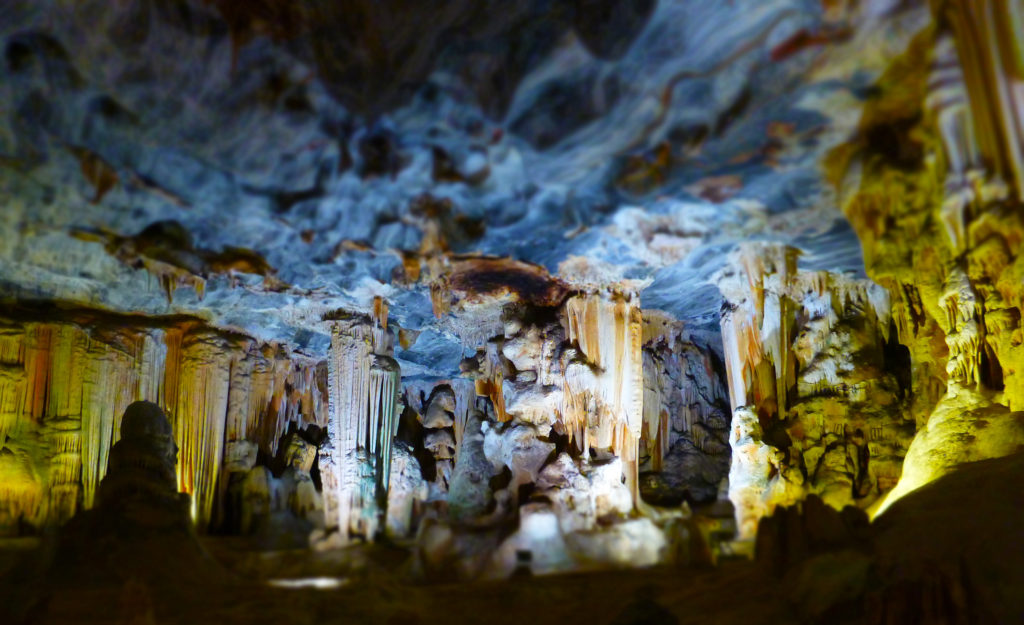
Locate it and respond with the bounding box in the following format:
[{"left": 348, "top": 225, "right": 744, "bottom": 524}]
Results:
[
  {"left": 717, "top": 244, "right": 913, "bottom": 537},
  {"left": 319, "top": 302, "right": 401, "bottom": 544},
  {"left": 831, "top": 0, "right": 1024, "bottom": 514},
  {"left": 0, "top": 311, "right": 326, "bottom": 535}
]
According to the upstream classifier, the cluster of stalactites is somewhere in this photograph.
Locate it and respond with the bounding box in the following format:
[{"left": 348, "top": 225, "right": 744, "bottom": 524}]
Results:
[
  {"left": 718, "top": 243, "right": 799, "bottom": 419},
  {"left": 561, "top": 291, "right": 644, "bottom": 459},
  {"left": 640, "top": 316, "right": 729, "bottom": 471},
  {"left": 321, "top": 298, "right": 400, "bottom": 543},
  {"left": 0, "top": 319, "right": 326, "bottom": 534},
  {"left": 718, "top": 243, "right": 892, "bottom": 421}
]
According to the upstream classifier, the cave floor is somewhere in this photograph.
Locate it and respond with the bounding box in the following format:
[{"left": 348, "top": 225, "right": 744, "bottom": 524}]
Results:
[{"left": 0, "top": 537, "right": 794, "bottom": 625}]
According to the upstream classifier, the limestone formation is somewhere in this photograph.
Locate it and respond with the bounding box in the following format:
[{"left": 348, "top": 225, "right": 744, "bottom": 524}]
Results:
[
  {"left": 831, "top": 1, "right": 1024, "bottom": 513},
  {"left": 0, "top": 313, "right": 326, "bottom": 535},
  {"left": 717, "top": 244, "right": 913, "bottom": 537},
  {"left": 319, "top": 301, "right": 401, "bottom": 544}
]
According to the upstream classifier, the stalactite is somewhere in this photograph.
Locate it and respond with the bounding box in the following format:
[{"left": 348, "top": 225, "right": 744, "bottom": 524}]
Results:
[
  {"left": 321, "top": 311, "right": 400, "bottom": 543},
  {"left": 561, "top": 290, "right": 644, "bottom": 501},
  {"left": 370, "top": 355, "right": 400, "bottom": 500},
  {"left": 0, "top": 313, "right": 327, "bottom": 535},
  {"left": 171, "top": 331, "right": 231, "bottom": 525}
]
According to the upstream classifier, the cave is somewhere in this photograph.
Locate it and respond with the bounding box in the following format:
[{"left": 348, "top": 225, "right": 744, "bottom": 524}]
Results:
[{"left": 1, "top": 1, "right": 1024, "bottom": 624}]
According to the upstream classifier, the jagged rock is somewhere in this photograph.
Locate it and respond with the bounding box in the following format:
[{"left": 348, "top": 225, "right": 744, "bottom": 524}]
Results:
[
  {"left": 481, "top": 421, "right": 555, "bottom": 486},
  {"left": 424, "top": 429, "right": 457, "bottom": 461}
]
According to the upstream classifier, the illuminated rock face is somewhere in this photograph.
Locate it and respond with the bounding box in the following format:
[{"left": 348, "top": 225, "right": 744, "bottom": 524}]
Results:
[
  {"left": 3, "top": 0, "right": 1024, "bottom": 583},
  {"left": 717, "top": 243, "right": 913, "bottom": 538},
  {"left": 0, "top": 312, "right": 326, "bottom": 535},
  {"left": 832, "top": 2, "right": 1024, "bottom": 512}
]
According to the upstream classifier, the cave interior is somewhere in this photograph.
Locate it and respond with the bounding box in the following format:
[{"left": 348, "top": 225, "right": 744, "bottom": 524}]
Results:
[{"left": 1, "top": 1, "right": 1024, "bottom": 624}]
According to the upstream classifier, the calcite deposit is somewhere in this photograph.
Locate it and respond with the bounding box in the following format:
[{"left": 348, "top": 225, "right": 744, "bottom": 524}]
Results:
[
  {"left": 717, "top": 243, "right": 913, "bottom": 536},
  {"left": 0, "top": 309, "right": 326, "bottom": 535},
  {"left": 1, "top": 0, "right": 1023, "bottom": 622}
]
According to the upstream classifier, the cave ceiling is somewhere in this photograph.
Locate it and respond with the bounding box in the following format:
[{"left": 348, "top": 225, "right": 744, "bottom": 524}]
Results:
[{"left": 0, "top": 0, "right": 928, "bottom": 380}]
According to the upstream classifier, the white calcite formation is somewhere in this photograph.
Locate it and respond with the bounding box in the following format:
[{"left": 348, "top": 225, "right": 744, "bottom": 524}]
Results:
[{"left": 319, "top": 301, "right": 401, "bottom": 544}]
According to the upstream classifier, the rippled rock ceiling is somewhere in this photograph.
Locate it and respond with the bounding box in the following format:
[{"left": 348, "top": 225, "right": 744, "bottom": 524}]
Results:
[{"left": 2, "top": 0, "right": 1024, "bottom": 592}]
